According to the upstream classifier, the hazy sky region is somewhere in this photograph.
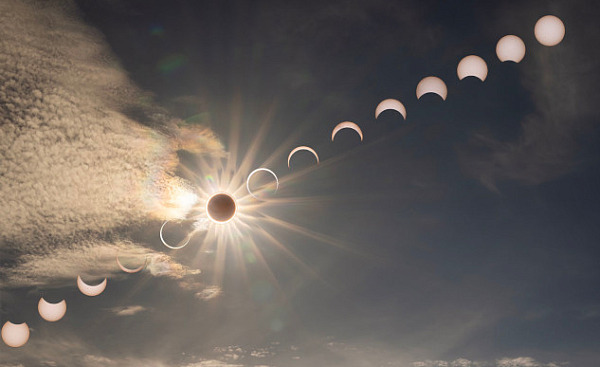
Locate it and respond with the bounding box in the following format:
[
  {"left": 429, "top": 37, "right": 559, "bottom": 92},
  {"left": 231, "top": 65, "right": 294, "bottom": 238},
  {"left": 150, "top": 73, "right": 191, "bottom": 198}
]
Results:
[{"left": 1, "top": 0, "right": 600, "bottom": 366}]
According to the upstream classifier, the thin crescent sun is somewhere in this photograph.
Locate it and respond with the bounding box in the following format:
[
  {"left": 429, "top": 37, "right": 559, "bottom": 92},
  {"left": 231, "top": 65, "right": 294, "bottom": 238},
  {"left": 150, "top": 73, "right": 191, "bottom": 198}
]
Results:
[
  {"left": 246, "top": 168, "right": 279, "bottom": 199},
  {"left": 159, "top": 220, "right": 192, "bottom": 250},
  {"left": 116, "top": 253, "right": 147, "bottom": 273},
  {"left": 288, "top": 146, "right": 320, "bottom": 168},
  {"left": 331, "top": 121, "right": 364, "bottom": 142}
]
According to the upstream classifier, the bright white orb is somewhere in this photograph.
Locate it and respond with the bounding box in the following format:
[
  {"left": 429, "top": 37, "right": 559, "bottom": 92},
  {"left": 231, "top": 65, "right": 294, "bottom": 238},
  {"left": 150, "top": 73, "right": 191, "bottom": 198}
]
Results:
[
  {"left": 535, "top": 15, "right": 565, "bottom": 46},
  {"left": 457, "top": 55, "right": 488, "bottom": 81},
  {"left": 496, "top": 35, "right": 526, "bottom": 63},
  {"left": 1, "top": 321, "right": 30, "bottom": 348}
]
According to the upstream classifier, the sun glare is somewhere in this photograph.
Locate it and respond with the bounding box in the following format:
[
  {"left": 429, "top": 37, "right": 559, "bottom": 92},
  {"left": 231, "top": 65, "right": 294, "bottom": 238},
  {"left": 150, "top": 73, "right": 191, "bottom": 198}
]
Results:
[{"left": 153, "top": 99, "right": 374, "bottom": 290}]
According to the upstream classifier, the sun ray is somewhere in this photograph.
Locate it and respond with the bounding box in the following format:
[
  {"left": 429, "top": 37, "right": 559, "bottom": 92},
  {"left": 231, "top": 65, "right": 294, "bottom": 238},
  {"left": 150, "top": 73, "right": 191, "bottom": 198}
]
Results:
[
  {"left": 222, "top": 92, "right": 243, "bottom": 186},
  {"left": 278, "top": 124, "right": 415, "bottom": 187},
  {"left": 258, "top": 214, "right": 384, "bottom": 263},
  {"left": 153, "top": 98, "right": 404, "bottom": 304},
  {"left": 210, "top": 227, "right": 229, "bottom": 286},
  {"left": 253, "top": 226, "right": 323, "bottom": 283},
  {"left": 227, "top": 101, "right": 278, "bottom": 193}
]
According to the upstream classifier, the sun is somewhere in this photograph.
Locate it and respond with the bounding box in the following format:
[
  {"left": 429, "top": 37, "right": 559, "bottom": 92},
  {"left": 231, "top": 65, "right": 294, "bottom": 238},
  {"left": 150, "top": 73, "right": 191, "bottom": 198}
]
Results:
[{"left": 154, "top": 100, "right": 365, "bottom": 289}]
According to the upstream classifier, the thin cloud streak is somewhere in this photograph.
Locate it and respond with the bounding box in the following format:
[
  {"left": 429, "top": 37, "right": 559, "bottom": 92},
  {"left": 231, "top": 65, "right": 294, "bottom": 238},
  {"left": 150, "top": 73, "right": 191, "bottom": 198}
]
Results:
[{"left": 108, "top": 305, "right": 148, "bottom": 316}]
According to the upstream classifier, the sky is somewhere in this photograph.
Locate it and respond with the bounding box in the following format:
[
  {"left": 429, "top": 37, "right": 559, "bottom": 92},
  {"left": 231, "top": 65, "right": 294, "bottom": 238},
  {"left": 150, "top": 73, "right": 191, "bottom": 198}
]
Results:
[{"left": 1, "top": 0, "right": 600, "bottom": 366}]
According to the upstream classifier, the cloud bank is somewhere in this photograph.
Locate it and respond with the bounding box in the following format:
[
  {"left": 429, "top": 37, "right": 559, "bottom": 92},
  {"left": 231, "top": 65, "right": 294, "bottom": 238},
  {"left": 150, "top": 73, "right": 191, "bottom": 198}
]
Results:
[{"left": 0, "top": 0, "right": 222, "bottom": 288}]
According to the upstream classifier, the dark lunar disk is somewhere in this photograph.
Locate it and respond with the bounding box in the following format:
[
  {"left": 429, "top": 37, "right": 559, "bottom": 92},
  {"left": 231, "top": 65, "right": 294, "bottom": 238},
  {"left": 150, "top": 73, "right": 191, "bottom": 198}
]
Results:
[{"left": 206, "top": 193, "right": 237, "bottom": 223}]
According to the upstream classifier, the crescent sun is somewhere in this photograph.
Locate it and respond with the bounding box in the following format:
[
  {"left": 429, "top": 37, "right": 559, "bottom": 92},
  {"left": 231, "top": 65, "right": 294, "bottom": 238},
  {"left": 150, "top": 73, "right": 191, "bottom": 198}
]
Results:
[
  {"left": 116, "top": 253, "right": 148, "bottom": 273},
  {"left": 375, "top": 99, "right": 407, "bottom": 120},
  {"left": 77, "top": 275, "right": 107, "bottom": 297},
  {"left": 246, "top": 168, "right": 279, "bottom": 199},
  {"left": 457, "top": 55, "right": 488, "bottom": 82},
  {"left": 38, "top": 298, "right": 67, "bottom": 322},
  {"left": 159, "top": 220, "right": 192, "bottom": 249},
  {"left": 288, "top": 146, "right": 320, "bottom": 168},
  {"left": 416, "top": 76, "right": 448, "bottom": 100},
  {"left": 331, "top": 121, "right": 364, "bottom": 142}
]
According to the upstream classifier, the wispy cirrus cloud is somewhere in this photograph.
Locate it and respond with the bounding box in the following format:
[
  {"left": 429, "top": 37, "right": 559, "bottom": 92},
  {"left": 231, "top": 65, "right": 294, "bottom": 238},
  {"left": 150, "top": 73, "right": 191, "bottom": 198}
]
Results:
[{"left": 108, "top": 305, "right": 148, "bottom": 317}]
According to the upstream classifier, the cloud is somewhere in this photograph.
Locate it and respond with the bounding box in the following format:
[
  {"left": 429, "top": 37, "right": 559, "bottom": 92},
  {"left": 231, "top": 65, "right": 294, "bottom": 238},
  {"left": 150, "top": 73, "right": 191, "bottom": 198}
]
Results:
[
  {"left": 193, "top": 285, "right": 222, "bottom": 301},
  {"left": 2, "top": 239, "right": 144, "bottom": 288},
  {"left": 181, "top": 361, "right": 244, "bottom": 367},
  {"left": 1, "top": 239, "right": 202, "bottom": 288},
  {"left": 108, "top": 305, "right": 147, "bottom": 316},
  {"left": 81, "top": 355, "right": 169, "bottom": 367},
  {"left": 2, "top": 336, "right": 263, "bottom": 367},
  {"left": 0, "top": 333, "right": 567, "bottom": 367},
  {"left": 410, "top": 357, "right": 565, "bottom": 367},
  {"left": 459, "top": 1, "right": 600, "bottom": 190},
  {"left": 146, "top": 254, "right": 202, "bottom": 279},
  {"left": 1, "top": 334, "right": 171, "bottom": 367},
  {"left": 0, "top": 0, "right": 222, "bottom": 288},
  {"left": 495, "top": 357, "right": 563, "bottom": 367}
]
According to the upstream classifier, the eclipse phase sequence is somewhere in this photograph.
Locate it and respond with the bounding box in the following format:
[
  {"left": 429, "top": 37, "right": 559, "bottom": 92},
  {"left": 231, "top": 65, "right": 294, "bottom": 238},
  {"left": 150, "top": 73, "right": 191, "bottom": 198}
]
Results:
[{"left": 2, "top": 12, "right": 570, "bottom": 350}]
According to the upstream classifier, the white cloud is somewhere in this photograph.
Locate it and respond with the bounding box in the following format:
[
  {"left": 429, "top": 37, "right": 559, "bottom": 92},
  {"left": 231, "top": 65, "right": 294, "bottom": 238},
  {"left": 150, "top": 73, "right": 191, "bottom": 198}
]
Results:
[
  {"left": 1, "top": 239, "right": 201, "bottom": 288},
  {"left": 250, "top": 348, "right": 273, "bottom": 358},
  {"left": 147, "top": 254, "right": 202, "bottom": 279},
  {"left": 411, "top": 357, "right": 564, "bottom": 367},
  {"left": 108, "top": 305, "right": 148, "bottom": 316},
  {"left": 1, "top": 335, "right": 171, "bottom": 367},
  {"left": 496, "top": 357, "right": 565, "bottom": 367},
  {"left": 3, "top": 239, "right": 146, "bottom": 287},
  {"left": 0, "top": 0, "right": 222, "bottom": 289},
  {"left": 181, "top": 361, "right": 243, "bottom": 367},
  {"left": 82, "top": 354, "right": 169, "bottom": 367},
  {"left": 496, "top": 357, "right": 540, "bottom": 367},
  {"left": 194, "top": 285, "right": 222, "bottom": 301}
]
